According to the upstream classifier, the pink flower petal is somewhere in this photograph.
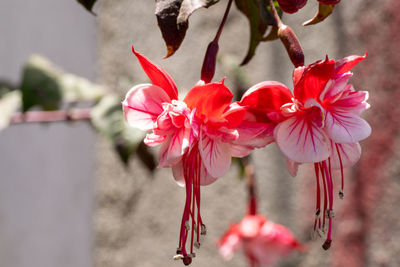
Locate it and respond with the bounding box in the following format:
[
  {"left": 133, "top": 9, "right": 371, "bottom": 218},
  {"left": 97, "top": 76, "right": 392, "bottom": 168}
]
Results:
[
  {"left": 144, "top": 133, "right": 165, "bottom": 147},
  {"left": 286, "top": 158, "right": 300, "bottom": 177},
  {"left": 172, "top": 162, "right": 185, "bottom": 187},
  {"left": 132, "top": 46, "right": 178, "bottom": 100},
  {"left": 158, "top": 128, "right": 190, "bottom": 167},
  {"left": 122, "top": 83, "right": 171, "bottom": 131},
  {"left": 199, "top": 132, "right": 232, "bottom": 178},
  {"left": 275, "top": 115, "right": 331, "bottom": 163},
  {"left": 333, "top": 90, "right": 370, "bottom": 115},
  {"left": 199, "top": 163, "right": 218, "bottom": 186},
  {"left": 325, "top": 108, "right": 371, "bottom": 143},
  {"left": 330, "top": 142, "right": 361, "bottom": 169}
]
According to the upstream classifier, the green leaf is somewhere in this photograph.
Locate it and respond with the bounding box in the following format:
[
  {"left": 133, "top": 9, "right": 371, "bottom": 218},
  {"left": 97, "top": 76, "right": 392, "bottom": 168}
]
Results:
[
  {"left": 303, "top": 3, "right": 334, "bottom": 26},
  {"left": 20, "top": 55, "right": 105, "bottom": 112},
  {"left": 20, "top": 55, "right": 63, "bottom": 112},
  {"left": 91, "top": 95, "right": 156, "bottom": 170},
  {"left": 156, "top": 0, "right": 219, "bottom": 57},
  {"left": 77, "top": 0, "right": 97, "bottom": 13},
  {"left": 0, "top": 91, "right": 21, "bottom": 131}
]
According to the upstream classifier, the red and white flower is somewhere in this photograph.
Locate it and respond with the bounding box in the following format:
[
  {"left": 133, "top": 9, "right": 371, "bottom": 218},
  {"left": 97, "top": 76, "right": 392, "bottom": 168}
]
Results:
[
  {"left": 123, "top": 47, "right": 249, "bottom": 264},
  {"left": 238, "top": 55, "right": 371, "bottom": 249}
]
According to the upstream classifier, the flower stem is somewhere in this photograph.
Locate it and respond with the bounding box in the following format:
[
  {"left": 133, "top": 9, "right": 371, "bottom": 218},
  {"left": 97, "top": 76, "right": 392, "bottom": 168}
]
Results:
[
  {"left": 243, "top": 156, "right": 257, "bottom": 215},
  {"left": 214, "top": 0, "right": 234, "bottom": 42},
  {"left": 268, "top": 0, "right": 283, "bottom": 28}
]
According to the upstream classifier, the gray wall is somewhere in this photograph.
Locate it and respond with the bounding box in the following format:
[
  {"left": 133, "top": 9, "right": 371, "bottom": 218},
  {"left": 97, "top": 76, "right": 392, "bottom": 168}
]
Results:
[{"left": 0, "top": 1, "right": 97, "bottom": 267}]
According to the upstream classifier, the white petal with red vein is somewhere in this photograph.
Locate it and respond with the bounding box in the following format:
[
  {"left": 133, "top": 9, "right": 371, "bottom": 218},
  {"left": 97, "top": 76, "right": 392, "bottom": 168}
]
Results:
[
  {"left": 122, "top": 83, "right": 171, "bottom": 131},
  {"left": 199, "top": 132, "right": 232, "bottom": 178},
  {"left": 275, "top": 115, "right": 331, "bottom": 163}
]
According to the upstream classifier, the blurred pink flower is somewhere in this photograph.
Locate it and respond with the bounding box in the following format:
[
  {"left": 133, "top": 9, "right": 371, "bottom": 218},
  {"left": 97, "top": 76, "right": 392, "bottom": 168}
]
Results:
[
  {"left": 218, "top": 214, "right": 304, "bottom": 267},
  {"left": 238, "top": 55, "right": 370, "bottom": 248},
  {"left": 123, "top": 47, "right": 250, "bottom": 264}
]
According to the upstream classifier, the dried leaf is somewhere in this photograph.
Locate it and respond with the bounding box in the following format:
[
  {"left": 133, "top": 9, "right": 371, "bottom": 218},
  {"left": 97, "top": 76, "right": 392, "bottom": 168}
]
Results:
[
  {"left": 303, "top": 3, "right": 334, "bottom": 26},
  {"left": 156, "top": 0, "right": 219, "bottom": 57}
]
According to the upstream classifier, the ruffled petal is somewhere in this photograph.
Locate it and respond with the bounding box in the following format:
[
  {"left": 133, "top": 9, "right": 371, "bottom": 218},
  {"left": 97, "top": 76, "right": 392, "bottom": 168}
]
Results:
[
  {"left": 330, "top": 142, "right": 361, "bottom": 169},
  {"left": 144, "top": 133, "right": 165, "bottom": 147},
  {"left": 199, "top": 132, "right": 232, "bottom": 178},
  {"left": 122, "top": 83, "right": 171, "bottom": 131},
  {"left": 240, "top": 81, "right": 293, "bottom": 113},
  {"left": 158, "top": 128, "right": 190, "bottom": 167},
  {"left": 184, "top": 79, "right": 233, "bottom": 121},
  {"left": 333, "top": 90, "right": 370, "bottom": 115},
  {"left": 325, "top": 108, "right": 371, "bottom": 143},
  {"left": 132, "top": 46, "right": 178, "bottom": 100},
  {"left": 275, "top": 115, "right": 331, "bottom": 163}
]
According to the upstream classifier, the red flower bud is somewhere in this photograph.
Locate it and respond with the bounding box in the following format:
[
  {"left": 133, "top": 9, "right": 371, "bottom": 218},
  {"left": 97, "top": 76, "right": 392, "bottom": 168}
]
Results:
[
  {"left": 200, "top": 40, "right": 219, "bottom": 83},
  {"left": 277, "top": 0, "right": 307, "bottom": 14},
  {"left": 278, "top": 24, "right": 304, "bottom": 67}
]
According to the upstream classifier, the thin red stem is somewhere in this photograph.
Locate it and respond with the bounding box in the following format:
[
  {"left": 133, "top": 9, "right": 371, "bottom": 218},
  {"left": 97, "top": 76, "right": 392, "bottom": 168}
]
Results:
[{"left": 214, "top": 0, "right": 234, "bottom": 42}]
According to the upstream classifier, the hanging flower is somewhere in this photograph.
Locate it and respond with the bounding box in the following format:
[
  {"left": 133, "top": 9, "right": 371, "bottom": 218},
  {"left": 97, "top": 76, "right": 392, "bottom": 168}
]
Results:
[
  {"left": 218, "top": 214, "right": 304, "bottom": 267},
  {"left": 238, "top": 55, "right": 371, "bottom": 249},
  {"left": 123, "top": 47, "right": 249, "bottom": 265}
]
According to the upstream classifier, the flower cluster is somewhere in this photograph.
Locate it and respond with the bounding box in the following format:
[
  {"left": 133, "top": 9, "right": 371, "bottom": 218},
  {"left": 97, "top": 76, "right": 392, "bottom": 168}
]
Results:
[{"left": 123, "top": 48, "right": 370, "bottom": 264}]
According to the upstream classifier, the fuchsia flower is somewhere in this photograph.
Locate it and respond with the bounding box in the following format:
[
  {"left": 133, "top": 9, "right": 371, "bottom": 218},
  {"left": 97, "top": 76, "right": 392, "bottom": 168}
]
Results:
[
  {"left": 218, "top": 214, "right": 304, "bottom": 267},
  {"left": 123, "top": 47, "right": 248, "bottom": 265},
  {"left": 239, "top": 55, "right": 371, "bottom": 249}
]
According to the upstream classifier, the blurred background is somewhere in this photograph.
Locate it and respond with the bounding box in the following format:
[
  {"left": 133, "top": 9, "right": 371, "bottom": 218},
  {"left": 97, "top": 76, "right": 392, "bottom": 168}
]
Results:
[{"left": 1, "top": 0, "right": 399, "bottom": 267}]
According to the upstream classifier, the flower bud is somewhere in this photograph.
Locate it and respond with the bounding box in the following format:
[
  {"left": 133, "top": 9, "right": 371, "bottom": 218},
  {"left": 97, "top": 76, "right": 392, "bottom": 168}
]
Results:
[
  {"left": 200, "top": 40, "right": 219, "bottom": 83},
  {"left": 277, "top": 0, "right": 307, "bottom": 14},
  {"left": 318, "top": 0, "right": 340, "bottom": 5},
  {"left": 278, "top": 24, "right": 304, "bottom": 67}
]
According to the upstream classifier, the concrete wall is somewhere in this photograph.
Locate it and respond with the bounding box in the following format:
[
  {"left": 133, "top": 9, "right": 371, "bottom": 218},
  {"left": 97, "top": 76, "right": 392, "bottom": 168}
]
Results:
[{"left": 0, "top": 1, "right": 97, "bottom": 267}]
